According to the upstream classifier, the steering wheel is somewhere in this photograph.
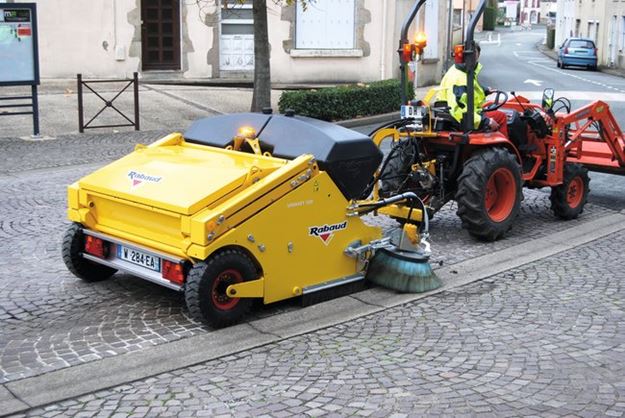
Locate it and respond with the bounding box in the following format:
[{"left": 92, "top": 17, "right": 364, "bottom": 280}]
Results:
[{"left": 482, "top": 90, "right": 509, "bottom": 112}]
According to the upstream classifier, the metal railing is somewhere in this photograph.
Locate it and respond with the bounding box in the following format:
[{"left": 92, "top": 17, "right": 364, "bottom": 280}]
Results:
[
  {"left": 77, "top": 72, "right": 140, "bottom": 133},
  {"left": 0, "top": 86, "right": 40, "bottom": 136}
]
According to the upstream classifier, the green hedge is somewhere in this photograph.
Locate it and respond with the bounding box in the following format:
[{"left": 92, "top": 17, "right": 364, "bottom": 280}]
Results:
[
  {"left": 278, "top": 79, "right": 414, "bottom": 121},
  {"left": 483, "top": 7, "right": 496, "bottom": 31}
]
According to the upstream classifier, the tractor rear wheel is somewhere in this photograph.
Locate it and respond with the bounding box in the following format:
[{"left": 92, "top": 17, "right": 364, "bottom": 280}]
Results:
[
  {"left": 62, "top": 223, "right": 117, "bottom": 282},
  {"left": 550, "top": 164, "right": 590, "bottom": 220},
  {"left": 185, "top": 249, "right": 257, "bottom": 328},
  {"left": 456, "top": 148, "right": 523, "bottom": 241}
]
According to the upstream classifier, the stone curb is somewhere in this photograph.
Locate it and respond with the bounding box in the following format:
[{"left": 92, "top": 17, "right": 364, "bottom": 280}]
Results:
[
  {"left": 536, "top": 41, "right": 558, "bottom": 62},
  {"left": 2, "top": 212, "right": 625, "bottom": 416}
]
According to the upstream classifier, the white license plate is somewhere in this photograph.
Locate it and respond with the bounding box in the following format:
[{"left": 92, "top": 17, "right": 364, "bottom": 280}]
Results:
[{"left": 117, "top": 245, "right": 161, "bottom": 272}]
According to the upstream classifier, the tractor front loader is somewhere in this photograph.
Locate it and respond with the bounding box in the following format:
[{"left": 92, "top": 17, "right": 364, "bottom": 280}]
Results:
[{"left": 370, "top": 0, "right": 625, "bottom": 241}]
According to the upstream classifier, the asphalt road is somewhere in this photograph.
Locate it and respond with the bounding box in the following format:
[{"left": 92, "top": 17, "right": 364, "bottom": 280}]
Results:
[{"left": 478, "top": 28, "right": 625, "bottom": 210}]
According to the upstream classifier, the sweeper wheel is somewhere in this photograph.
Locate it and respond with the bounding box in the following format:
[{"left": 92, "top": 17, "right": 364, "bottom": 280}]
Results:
[
  {"left": 456, "top": 148, "right": 523, "bottom": 241},
  {"left": 185, "top": 249, "right": 257, "bottom": 328},
  {"left": 62, "top": 223, "right": 117, "bottom": 282},
  {"left": 550, "top": 163, "right": 590, "bottom": 220}
]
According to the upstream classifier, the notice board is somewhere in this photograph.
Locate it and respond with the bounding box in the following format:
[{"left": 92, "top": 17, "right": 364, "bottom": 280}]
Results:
[{"left": 0, "top": 3, "right": 39, "bottom": 86}]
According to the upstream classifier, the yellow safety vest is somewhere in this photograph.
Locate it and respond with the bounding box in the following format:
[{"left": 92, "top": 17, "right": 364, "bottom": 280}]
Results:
[{"left": 437, "top": 63, "right": 486, "bottom": 129}]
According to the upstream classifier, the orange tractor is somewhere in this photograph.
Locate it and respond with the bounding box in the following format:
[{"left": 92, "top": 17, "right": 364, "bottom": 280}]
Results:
[{"left": 368, "top": 0, "right": 625, "bottom": 241}]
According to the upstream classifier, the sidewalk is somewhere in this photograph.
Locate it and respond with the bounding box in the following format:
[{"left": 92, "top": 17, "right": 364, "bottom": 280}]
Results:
[
  {"left": 0, "top": 81, "right": 281, "bottom": 139},
  {"left": 3, "top": 208, "right": 625, "bottom": 416},
  {"left": 0, "top": 81, "right": 431, "bottom": 139},
  {"left": 14, "top": 228, "right": 625, "bottom": 417}
]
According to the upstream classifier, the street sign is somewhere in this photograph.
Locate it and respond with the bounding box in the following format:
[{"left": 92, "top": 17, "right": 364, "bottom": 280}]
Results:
[
  {"left": 504, "top": 1, "right": 519, "bottom": 20},
  {"left": 0, "top": 3, "right": 39, "bottom": 86}
]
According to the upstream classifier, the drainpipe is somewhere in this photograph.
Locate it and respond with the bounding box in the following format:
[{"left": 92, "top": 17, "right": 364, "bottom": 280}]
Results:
[
  {"left": 461, "top": 0, "right": 466, "bottom": 44},
  {"left": 380, "top": 0, "right": 389, "bottom": 80},
  {"left": 113, "top": 0, "right": 117, "bottom": 51},
  {"left": 445, "top": 0, "right": 453, "bottom": 71}
]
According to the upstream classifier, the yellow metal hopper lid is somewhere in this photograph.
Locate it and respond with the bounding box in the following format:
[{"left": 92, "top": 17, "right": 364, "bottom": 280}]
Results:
[{"left": 78, "top": 143, "right": 286, "bottom": 215}]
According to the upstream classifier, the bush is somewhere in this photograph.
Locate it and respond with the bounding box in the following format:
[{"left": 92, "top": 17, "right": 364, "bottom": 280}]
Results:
[
  {"left": 483, "top": 7, "right": 496, "bottom": 31},
  {"left": 277, "top": 79, "right": 414, "bottom": 121}
]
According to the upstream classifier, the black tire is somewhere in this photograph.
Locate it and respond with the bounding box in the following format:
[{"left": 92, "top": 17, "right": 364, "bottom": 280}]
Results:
[
  {"left": 62, "top": 223, "right": 117, "bottom": 282},
  {"left": 378, "top": 140, "right": 418, "bottom": 198},
  {"left": 550, "top": 164, "right": 590, "bottom": 220},
  {"left": 185, "top": 249, "right": 257, "bottom": 328},
  {"left": 557, "top": 60, "right": 561, "bottom": 68},
  {"left": 456, "top": 148, "right": 523, "bottom": 241}
]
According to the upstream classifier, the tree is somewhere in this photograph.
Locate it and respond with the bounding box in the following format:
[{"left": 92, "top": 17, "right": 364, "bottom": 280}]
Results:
[
  {"left": 250, "top": 0, "right": 270, "bottom": 112},
  {"left": 193, "top": 0, "right": 306, "bottom": 112}
]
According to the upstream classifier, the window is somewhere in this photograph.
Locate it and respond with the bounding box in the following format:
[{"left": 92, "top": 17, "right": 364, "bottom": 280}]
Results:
[
  {"left": 587, "top": 22, "right": 599, "bottom": 42},
  {"left": 569, "top": 39, "right": 595, "bottom": 49},
  {"left": 296, "top": 0, "right": 355, "bottom": 49},
  {"left": 621, "top": 16, "right": 625, "bottom": 52},
  {"left": 220, "top": 1, "right": 254, "bottom": 71},
  {"left": 452, "top": 8, "right": 463, "bottom": 29}
]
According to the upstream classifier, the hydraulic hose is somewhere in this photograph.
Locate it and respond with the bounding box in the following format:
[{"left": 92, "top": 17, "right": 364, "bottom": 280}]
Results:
[
  {"left": 367, "top": 118, "right": 409, "bottom": 136},
  {"left": 358, "top": 192, "right": 429, "bottom": 235}
]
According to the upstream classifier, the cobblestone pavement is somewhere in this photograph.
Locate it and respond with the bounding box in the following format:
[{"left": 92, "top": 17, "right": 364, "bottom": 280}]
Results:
[
  {"left": 0, "top": 131, "right": 170, "bottom": 175},
  {"left": 12, "top": 229, "right": 625, "bottom": 417},
  {"left": 0, "top": 131, "right": 619, "bottom": 384}
]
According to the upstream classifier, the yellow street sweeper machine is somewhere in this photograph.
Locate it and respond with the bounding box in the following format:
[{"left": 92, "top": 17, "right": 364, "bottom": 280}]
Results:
[{"left": 63, "top": 113, "right": 440, "bottom": 328}]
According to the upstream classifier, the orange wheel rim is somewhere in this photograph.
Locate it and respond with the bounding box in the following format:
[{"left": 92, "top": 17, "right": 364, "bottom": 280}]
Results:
[
  {"left": 211, "top": 269, "right": 242, "bottom": 311},
  {"left": 566, "top": 177, "right": 584, "bottom": 208},
  {"left": 484, "top": 168, "right": 516, "bottom": 222}
]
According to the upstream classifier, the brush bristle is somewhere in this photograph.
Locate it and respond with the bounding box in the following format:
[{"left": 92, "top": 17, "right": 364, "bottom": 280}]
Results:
[{"left": 366, "top": 249, "right": 442, "bottom": 293}]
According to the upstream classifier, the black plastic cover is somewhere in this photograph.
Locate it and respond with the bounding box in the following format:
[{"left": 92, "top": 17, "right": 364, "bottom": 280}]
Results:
[
  {"left": 501, "top": 109, "right": 528, "bottom": 149},
  {"left": 184, "top": 113, "right": 383, "bottom": 200}
]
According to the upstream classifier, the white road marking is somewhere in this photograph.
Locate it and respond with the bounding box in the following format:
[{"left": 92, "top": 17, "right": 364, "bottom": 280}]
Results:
[
  {"left": 524, "top": 79, "right": 543, "bottom": 86},
  {"left": 512, "top": 51, "right": 625, "bottom": 94}
]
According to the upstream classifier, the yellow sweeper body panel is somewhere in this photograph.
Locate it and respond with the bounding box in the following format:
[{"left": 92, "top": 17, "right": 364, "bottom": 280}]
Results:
[{"left": 66, "top": 132, "right": 382, "bottom": 306}]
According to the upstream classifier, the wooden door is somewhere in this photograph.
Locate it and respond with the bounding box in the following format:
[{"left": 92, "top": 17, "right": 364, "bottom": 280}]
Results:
[{"left": 141, "top": 0, "right": 180, "bottom": 70}]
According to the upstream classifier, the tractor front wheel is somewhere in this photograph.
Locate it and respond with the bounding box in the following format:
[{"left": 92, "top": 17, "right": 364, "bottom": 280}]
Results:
[
  {"left": 62, "top": 223, "right": 117, "bottom": 282},
  {"left": 550, "top": 164, "right": 590, "bottom": 220},
  {"left": 185, "top": 249, "right": 257, "bottom": 328},
  {"left": 456, "top": 148, "right": 523, "bottom": 241}
]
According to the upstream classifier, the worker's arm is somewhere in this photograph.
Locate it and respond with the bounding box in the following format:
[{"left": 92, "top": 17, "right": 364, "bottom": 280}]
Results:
[{"left": 448, "top": 85, "right": 483, "bottom": 129}]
